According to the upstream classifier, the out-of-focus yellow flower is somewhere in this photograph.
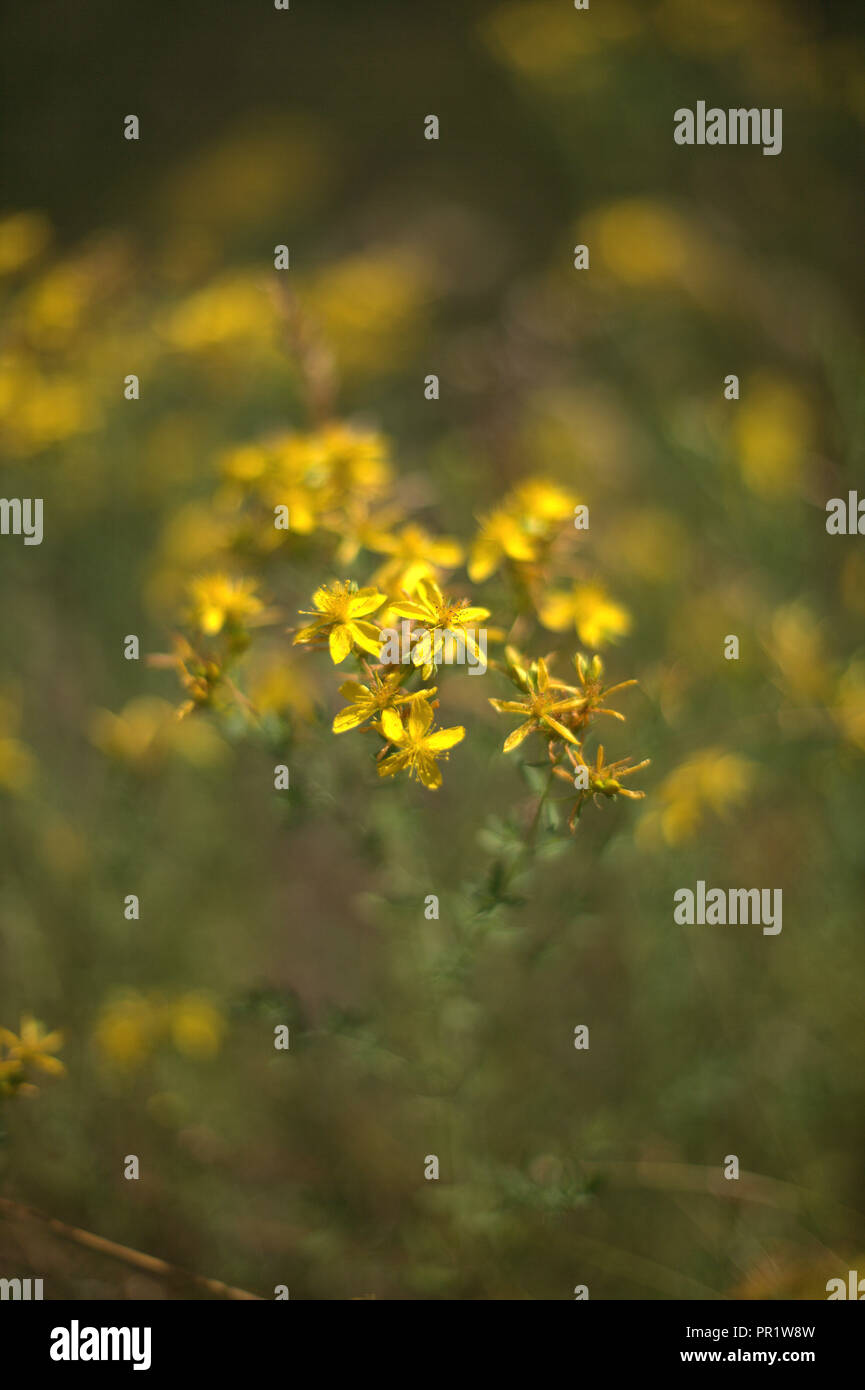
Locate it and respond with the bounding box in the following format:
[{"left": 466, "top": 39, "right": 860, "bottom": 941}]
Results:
[
  {"left": 333, "top": 503, "right": 405, "bottom": 567},
  {"left": 162, "top": 273, "right": 276, "bottom": 352},
  {"left": 159, "top": 503, "right": 237, "bottom": 565},
  {"left": 93, "top": 993, "right": 161, "bottom": 1069},
  {"left": 187, "top": 574, "right": 264, "bottom": 636},
  {"left": 20, "top": 264, "right": 91, "bottom": 347},
  {"left": 221, "top": 442, "right": 270, "bottom": 485},
  {"left": 734, "top": 375, "right": 812, "bottom": 499},
  {"left": 371, "top": 524, "right": 464, "bottom": 595},
  {"left": 169, "top": 994, "right": 224, "bottom": 1059},
  {"left": 584, "top": 199, "right": 704, "bottom": 288},
  {"left": 834, "top": 662, "right": 865, "bottom": 751},
  {"left": 0, "top": 211, "right": 51, "bottom": 275},
  {"left": 224, "top": 423, "right": 393, "bottom": 541},
  {"left": 377, "top": 699, "right": 464, "bottom": 789},
  {"left": 469, "top": 506, "right": 538, "bottom": 582},
  {"left": 94, "top": 991, "right": 223, "bottom": 1068},
  {"left": 469, "top": 478, "right": 576, "bottom": 582},
  {"left": 0, "top": 734, "right": 35, "bottom": 792},
  {"left": 90, "top": 696, "right": 227, "bottom": 772},
  {"left": 638, "top": 747, "right": 755, "bottom": 847},
  {"left": 301, "top": 251, "right": 430, "bottom": 375},
  {"left": 483, "top": 0, "right": 642, "bottom": 75},
  {"left": 0, "top": 354, "right": 93, "bottom": 453},
  {"left": 289, "top": 423, "right": 391, "bottom": 496},
  {"left": 766, "top": 603, "right": 831, "bottom": 704},
  {"left": 509, "top": 477, "right": 577, "bottom": 527},
  {"left": 294, "top": 581, "right": 385, "bottom": 663},
  {"left": 540, "top": 583, "right": 631, "bottom": 648},
  {"left": 247, "top": 654, "right": 317, "bottom": 722},
  {"left": 0, "top": 1016, "right": 65, "bottom": 1077},
  {"left": 147, "top": 502, "right": 237, "bottom": 614}
]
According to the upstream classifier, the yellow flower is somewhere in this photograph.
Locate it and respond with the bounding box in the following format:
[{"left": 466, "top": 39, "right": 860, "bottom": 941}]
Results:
[
  {"left": 834, "top": 661, "right": 865, "bottom": 751},
  {"left": 333, "top": 670, "right": 436, "bottom": 733},
  {"left": 490, "top": 650, "right": 637, "bottom": 753},
  {"left": 294, "top": 581, "right": 385, "bottom": 663},
  {"left": 489, "top": 655, "right": 583, "bottom": 752},
  {"left": 0, "top": 211, "right": 51, "bottom": 275},
  {"left": 93, "top": 993, "right": 160, "bottom": 1069},
  {"left": 247, "top": 655, "right": 317, "bottom": 722},
  {"left": 301, "top": 251, "right": 430, "bottom": 376},
  {"left": 554, "top": 743, "right": 649, "bottom": 830},
  {"left": 308, "top": 423, "right": 391, "bottom": 495},
  {"left": 162, "top": 273, "right": 276, "bottom": 352},
  {"left": 187, "top": 574, "right": 264, "bottom": 636},
  {"left": 0, "top": 1016, "right": 65, "bottom": 1077},
  {"left": 539, "top": 583, "right": 631, "bottom": 648},
  {"left": 567, "top": 651, "right": 640, "bottom": 730},
  {"left": 468, "top": 506, "right": 538, "bottom": 583},
  {"left": 734, "top": 375, "right": 811, "bottom": 499},
  {"left": 169, "top": 994, "right": 223, "bottom": 1060},
  {"left": 332, "top": 503, "right": 405, "bottom": 567},
  {"left": 388, "top": 578, "right": 489, "bottom": 673},
  {"left": 638, "top": 747, "right": 754, "bottom": 847},
  {"left": 89, "top": 696, "right": 227, "bottom": 771},
  {"left": 377, "top": 700, "right": 465, "bottom": 789},
  {"left": 766, "top": 602, "right": 831, "bottom": 705},
  {"left": 508, "top": 477, "right": 577, "bottom": 528},
  {"left": 371, "top": 524, "right": 464, "bottom": 595},
  {"left": 0, "top": 735, "right": 35, "bottom": 792},
  {"left": 585, "top": 198, "right": 703, "bottom": 288},
  {"left": 0, "top": 354, "right": 93, "bottom": 454}
]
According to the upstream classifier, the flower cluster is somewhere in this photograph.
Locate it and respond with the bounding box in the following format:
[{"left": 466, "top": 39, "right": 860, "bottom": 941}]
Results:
[
  {"left": 491, "top": 650, "right": 648, "bottom": 827},
  {"left": 147, "top": 399, "right": 648, "bottom": 820},
  {"left": 93, "top": 991, "right": 224, "bottom": 1069}
]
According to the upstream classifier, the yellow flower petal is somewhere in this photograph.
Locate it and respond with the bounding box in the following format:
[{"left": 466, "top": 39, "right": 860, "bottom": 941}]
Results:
[
  {"left": 388, "top": 602, "right": 428, "bottom": 620},
  {"left": 408, "top": 699, "right": 435, "bottom": 740},
  {"left": 415, "top": 753, "right": 443, "bottom": 789},
  {"left": 333, "top": 704, "right": 371, "bottom": 733},
  {"left": 349, "top": 589, "right": 386, "bottom": 617},
  {"left": 541, "top": 714, "right": 580, "bottom": 744},
  {"left": 503, "top": 721, "right": 535, "bottom": 752},
  {"left": 377, "top": 749, "right": 412, "bottom": 778},
  {"left": 425, "top": 726, "right": 465, "bottom": 751},
  {"left": 329, "top": 625, "right": 353, "bottom": 663},
  {"left": 467, "top": 539, "right": 499, "bottom": 584},
  {"left": 380, "top": 707, "right": 406, "bottom": 743},
  {"left": 338, "top": 680, "right": 366, "bottom": 701},
  {"left": 415, "top": 577, "right": 443, "bottom": 609},
  {"left": 312, "top": 586, "right": 335, "bottom": 613},
  {"left": 538, "top": 591, "right": 575, "bottom": 631},
  {"left": 348, "top": 621, "right": 382, "bottom": 657}
]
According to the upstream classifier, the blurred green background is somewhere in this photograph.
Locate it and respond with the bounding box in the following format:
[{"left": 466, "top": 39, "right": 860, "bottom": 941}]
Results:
[{"left": 1, "top": 0, "right": 864, "bottom": 1299}]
